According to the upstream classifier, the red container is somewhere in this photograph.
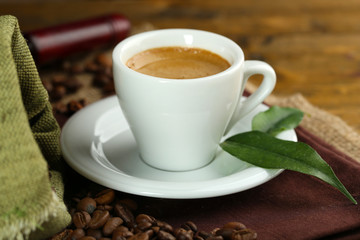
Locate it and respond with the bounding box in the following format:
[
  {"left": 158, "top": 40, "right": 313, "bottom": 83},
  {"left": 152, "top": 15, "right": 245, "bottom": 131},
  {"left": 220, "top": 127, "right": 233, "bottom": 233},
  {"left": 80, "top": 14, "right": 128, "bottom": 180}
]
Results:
[{"left": 25, "top": 13, "right": 131, "bottom": 65}]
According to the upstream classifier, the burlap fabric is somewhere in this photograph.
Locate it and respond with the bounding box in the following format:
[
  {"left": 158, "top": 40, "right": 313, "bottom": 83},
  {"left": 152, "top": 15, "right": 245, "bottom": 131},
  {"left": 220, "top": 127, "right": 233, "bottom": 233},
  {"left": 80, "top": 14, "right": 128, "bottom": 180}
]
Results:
[{"left": 0, "top": 15, "right": 71, "bottom": 239}]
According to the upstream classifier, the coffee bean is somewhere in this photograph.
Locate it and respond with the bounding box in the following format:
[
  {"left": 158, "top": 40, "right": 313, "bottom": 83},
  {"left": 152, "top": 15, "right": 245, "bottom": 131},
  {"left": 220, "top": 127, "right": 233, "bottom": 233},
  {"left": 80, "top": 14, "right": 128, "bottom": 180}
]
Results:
[
  {"left": 157, "top": 220, "right": 173, "bottom": 233},
  {"left": 62, "top": 61, "right": 72, "bottom": 71},
  {"left": 95, "top": 189, "right": 115, "bottom": 205},
  {"left": 73, "top": 211, "right": 91, "bottom": 229},
  {"left": 102, "top": 66, "right": 113, "bottom": 78},
  {"left": 136, "top": 221, "right": 153, "bottom": 232},
  {"left": 207, "top": 236, "right": 224, "bottom": 240},
  {"left": 88, "top": 210, "right": 110, "bottom": 229},
  {"left": 78, "top": 237, "right": 96, "bottom": 240},
  {"left": 215, "top": 228, "right": 234, "bottom": 240},
  {"left": 103, "top": 81, "right": 115, "bottom": 95},
  {"left": 52, "top": 74, "right": 67, "bottom": 86},
  {"left": 93, "top": 73, "right": 111, "bottom": 88},
  {"left": 51, "top": 85, "right": 67, "bottom": 100},
  {"left": 69, "top": 228, "right": 86, "bottom": 240},
  {"left": 231, "top": 229, "right": 257, "bottom": 240},
  {"left": 114, "top": 203, "right": 134, "bottom": 227},
  {"left": 136, "top": 214, "right": 155, "bottom": 225},
  {"left": 67, "top": 100, "right": 85, "bottom": 115},
  {"left": 97, "top": 205, "right": 114, "bottom": 212},
  {"left": 85, "top": 61, "right": 101, "bottom": 73},
  {"left": 151, "top": 226, "right": 160, "bottom": 234},
  {"left": 197, "top": 230, "right": 212, "bottom": 239},
  {"left": 95, "top": 53, "right": 112, "bottom": 68},
  {"left": 64, "top": 76, "right": 82, "bottom": 93},
  {"left": 175, "top": 228, "right": 193, "bottom": 240},
  {"left": 87, "top": 228, "right": 103, "bottom": 239},
  {"left": 112, "top": 226, "right": 134, "bottom": 239},
  {"left": 117, "top": 198, "right": 138, "bottom": 212},
  {"left": 157, "top": 230, "right": 176, "bottom": 240},
  {"left": 70, "top": 63, "right": 85, "bottom": 74},
  {"left": 103, "top": 217, "right": 123, "bottom": 236},
  {"left": 222, "top": 222, "right": 246, "bottom": 231},
  {"left": 53, "top": 102, "right": 67, "bottom": 114},
  {"left": 135, "top": 214, "right": 156, "bottom": 232},
  {"left": 77, "top": 197, "right": 97, "bottom": 214},
  {"left": 128, "top": 232, "right": 150, "bottom": 240},
  {"left": 181, "top": 221, "right": 198, "bottom": 232}
]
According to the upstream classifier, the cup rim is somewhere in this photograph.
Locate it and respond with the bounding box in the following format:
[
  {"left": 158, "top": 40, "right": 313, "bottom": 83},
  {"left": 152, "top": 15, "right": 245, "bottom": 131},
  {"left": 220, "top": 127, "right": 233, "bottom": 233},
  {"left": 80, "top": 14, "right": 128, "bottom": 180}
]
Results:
[{"left": 112, "top": 28, "right": 244, "bottom": 81}]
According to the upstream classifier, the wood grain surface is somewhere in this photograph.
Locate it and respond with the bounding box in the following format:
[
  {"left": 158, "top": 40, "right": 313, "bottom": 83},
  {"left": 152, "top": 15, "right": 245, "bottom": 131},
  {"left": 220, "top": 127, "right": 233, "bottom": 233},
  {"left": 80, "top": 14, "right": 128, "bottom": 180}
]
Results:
[{"left": 1, "top": 0, "right": 359, "bottom": 132}]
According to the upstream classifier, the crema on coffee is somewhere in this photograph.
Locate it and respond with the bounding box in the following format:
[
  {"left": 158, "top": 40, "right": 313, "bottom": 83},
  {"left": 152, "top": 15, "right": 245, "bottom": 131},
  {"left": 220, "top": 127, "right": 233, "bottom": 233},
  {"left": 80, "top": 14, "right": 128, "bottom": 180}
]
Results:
[{"left": 126, "top": 47, "right": 230, "bottom": 79}]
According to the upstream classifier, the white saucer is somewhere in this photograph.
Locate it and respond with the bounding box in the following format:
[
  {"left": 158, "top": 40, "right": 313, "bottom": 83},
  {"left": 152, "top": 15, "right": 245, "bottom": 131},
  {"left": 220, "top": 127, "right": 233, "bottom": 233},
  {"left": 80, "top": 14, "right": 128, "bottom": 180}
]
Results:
[{"left": 61, "top": 95, "right": 297, "bottom": 199}]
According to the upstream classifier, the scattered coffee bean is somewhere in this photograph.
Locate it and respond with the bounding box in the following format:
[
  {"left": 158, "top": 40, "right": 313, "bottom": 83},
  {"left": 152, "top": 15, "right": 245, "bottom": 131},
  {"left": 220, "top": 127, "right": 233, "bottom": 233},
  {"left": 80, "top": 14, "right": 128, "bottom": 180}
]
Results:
[
  {"left": 77, "top": 197, "right": 97, "bottom": 214},
  {"left": 117, "top": 198, "right": 138, "bottom": 212},
  {"left": 51, "top": 85, "right": 67, "bottom": 100},
  {"left": 112, "top": 226, "right": 134, "bottom": 239},
  {"left": 97, "top": 204, "right": 114, "bottom": 212},
  {"left": 73, "top": 211, "right": 91, "bottom": 229},
  {"left": 78, "top": 237, "right": 96, "bottom": 240},
  {"left": 86, "top": 228, "right": 103, "bottom": 239},
  {"left": 95, "top": 189, "right": 115, "bottom": 205},
  {"left": 70, "top": 228, "right": 86, "bottom": 239},
  {"left": 52, "top": 74, "right": 67, "bottom": 86},
  {"left": 85, "top": 61, "right": 101, "bottom": 73},
  {"left": 222, "top": 222, "right": 246, "bottom": 231},
  {"left": 114, "top": 202, "right": 135, "bottom": 227},
  {"left": 231, "top": 229, "right": 257, "bottom": 240},
  {"left": 215, "top": 228, "right": 234, "bottom": 240},
  {"left": 103, "top": 217, "right": 123, "bottom": 236},
  {"left": 157, "top": 230, "right": 176, "bottom": 240},
  {"left": 174, "top": 228, "right": 193, "bottom": 240},
  {"left": 70, "top": 63, "right": 85, "bottom": 74},
  {"left": 95, "top": 53, "right": 112, "bottom": 68},
  {"left": 63, "top": 76, "right": 82, "bottom": 93},
  {"left": 157, "top": 220, "right": 173, "bottom": 233},
  {"left": 88, "top": 210, "right": 110, "bottom": 229},
  {"left": 67, "top": 100, "right": 86, "bottom": 115},
  {"left": 93, "top": 73, "right": 111, "bottom": 88},
  {"left": 181, "top": 221, "right": 198, "bottom": 232},
  {"left": 59, "top": 186, "right": 257, "bottom": 240}
]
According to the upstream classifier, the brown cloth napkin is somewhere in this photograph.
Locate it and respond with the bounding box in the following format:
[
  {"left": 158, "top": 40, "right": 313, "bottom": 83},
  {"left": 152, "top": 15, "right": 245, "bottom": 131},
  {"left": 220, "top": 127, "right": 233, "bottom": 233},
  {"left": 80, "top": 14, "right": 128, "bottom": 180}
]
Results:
[{"left": 132, "top": 125, "right": 360, "bottom": 240}]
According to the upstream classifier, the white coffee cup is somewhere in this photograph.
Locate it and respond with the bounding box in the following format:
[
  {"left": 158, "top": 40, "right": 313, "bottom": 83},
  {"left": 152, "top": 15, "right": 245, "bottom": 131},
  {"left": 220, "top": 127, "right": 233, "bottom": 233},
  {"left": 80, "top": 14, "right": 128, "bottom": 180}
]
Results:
[{"left": 112, "top": 29, "right": 276, "bottom": 171}]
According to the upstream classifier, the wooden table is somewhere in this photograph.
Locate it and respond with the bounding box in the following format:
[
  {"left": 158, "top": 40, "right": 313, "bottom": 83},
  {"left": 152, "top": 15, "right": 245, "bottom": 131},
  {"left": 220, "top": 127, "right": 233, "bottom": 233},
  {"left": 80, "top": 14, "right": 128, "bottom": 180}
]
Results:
[{"left": 1, "top": 0, "right": 359, "bottom": 132}]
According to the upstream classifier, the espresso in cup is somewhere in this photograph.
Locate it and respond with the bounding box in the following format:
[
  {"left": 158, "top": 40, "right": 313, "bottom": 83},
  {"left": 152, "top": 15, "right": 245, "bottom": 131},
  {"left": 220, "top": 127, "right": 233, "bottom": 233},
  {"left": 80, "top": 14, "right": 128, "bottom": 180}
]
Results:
[{"left": 126, "top": 47, "right": 231, "bottom": 79}]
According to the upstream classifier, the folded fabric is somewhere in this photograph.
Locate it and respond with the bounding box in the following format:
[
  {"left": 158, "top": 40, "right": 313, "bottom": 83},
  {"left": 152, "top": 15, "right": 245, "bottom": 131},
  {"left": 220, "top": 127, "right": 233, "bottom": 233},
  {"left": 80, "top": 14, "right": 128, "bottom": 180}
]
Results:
[
  {"left": 132, "top": 126, "right": 360, "bottom": 240},
  {"left": 0, "top": 15, "right": 71, "bottom": 239}
]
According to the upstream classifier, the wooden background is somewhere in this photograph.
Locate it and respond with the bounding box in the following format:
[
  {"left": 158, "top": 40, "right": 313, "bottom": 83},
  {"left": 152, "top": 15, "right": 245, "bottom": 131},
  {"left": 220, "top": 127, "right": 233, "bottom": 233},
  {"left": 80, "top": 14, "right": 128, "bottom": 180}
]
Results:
[{"left": 1, "top": 0, "right": 359, "bottom": 132}]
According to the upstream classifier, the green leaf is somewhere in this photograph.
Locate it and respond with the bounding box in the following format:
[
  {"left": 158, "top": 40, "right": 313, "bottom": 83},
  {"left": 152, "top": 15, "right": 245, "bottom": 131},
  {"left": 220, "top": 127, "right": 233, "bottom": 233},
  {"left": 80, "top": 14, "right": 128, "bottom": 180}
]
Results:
[
  {"left": 252, "top": 106, "right": 304, "bottom": 136},
  {"left": 220, "top": 131, "right": 357, "bottom": 204}
]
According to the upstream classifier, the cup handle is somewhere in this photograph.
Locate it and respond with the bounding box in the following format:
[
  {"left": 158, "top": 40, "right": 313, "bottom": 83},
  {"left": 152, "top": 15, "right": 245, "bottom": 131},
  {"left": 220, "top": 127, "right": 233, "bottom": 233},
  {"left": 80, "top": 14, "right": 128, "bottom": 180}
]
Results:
[{"left": 224, "top": 60, "right": 276, "bottom": 135}]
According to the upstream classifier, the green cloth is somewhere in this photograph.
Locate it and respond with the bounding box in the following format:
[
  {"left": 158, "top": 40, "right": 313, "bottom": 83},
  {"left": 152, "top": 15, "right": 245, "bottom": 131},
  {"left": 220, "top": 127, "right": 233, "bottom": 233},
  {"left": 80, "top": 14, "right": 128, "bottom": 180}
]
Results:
[{"left": 0, "top": 15, "right": 71, "bottom": 239}]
